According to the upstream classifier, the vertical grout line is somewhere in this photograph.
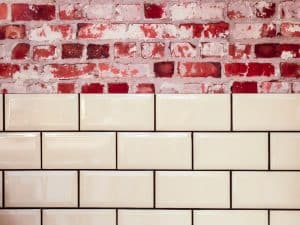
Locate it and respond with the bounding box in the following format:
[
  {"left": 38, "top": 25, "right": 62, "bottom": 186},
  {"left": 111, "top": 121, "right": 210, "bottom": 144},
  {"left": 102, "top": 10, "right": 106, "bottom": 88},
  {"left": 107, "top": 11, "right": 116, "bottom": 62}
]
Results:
[
  {"left": 41, "top": 209, "right": 43, "bottom": 225},
  {"left": 154, "top": 94, "right": 156, "bottom": 131},
  {"left": 2, "top": 171, "right": 4, "bottom": 208},
  {"left": 268, "top": 210, "right": 270, "bottom": 225},
  {"left": 153, "top": 170, "right": 156, "bottom": 208},
  {"left": 116, "top": 209, "right": 118, "bottom": 225},
  {"left": 77, "top": 170, "right": 80, "bottom": 208},
  {"left": 2, "top": 94, "right": 5, "bottom": 131},
  {"left": 78, "top": 94, "right": 81, "bottom": 131},
  {"left": 191, "top": 132, "right": 194, "bottom": 170},
  {"left": 268, "top": 132, "right": 271, "bottom": 170},
  {"left": 116, "top": 132, "right": 118, "bottom": 169},
  {"left": 230, "top": 94, "right": 233, "bottom": 131},
  {"left": 230, "top": 171, "right": 232, "bottom": 209},
  {"left": 191, "top": 209, "right": 194, "bottom": 225},
  {"left": 40, "top": 132, "right": 43, "bottom": 169}
]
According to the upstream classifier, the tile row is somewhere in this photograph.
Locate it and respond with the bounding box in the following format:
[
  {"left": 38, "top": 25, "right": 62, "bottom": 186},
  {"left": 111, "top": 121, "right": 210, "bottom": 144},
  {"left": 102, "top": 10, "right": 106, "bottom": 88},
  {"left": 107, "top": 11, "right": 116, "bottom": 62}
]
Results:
[
  {"left": 1, "top": 94, "right": 300, "bottom": 131},
  {"left": 1, "top": 171, "right": 300, "bottom": 208},
  {"left": 0, "top": 132, "right": 299, "bottom": 170},
  {"left": 1, "top": 209, "right": 300, "bottom": 225}
]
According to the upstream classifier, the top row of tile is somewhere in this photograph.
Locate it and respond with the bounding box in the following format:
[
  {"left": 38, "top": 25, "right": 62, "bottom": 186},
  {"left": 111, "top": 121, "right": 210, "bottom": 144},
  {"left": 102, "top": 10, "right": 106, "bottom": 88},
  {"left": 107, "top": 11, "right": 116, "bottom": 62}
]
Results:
[{"left": 1, "top": 94, "right": 300, "bottom": 131}]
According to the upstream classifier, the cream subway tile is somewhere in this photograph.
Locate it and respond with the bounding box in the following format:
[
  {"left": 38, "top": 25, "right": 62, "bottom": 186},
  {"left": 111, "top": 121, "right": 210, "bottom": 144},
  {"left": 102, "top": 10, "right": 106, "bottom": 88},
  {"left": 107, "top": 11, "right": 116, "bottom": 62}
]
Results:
[
  {"left": 0, "top": 95, "right": 2, "bottom": 131},
  {"left": 194, "top": 210, "right": 268, "bottom": 225},
  {"left": 232, "top": 172, "right": 300, "bottom": 208},
  {"left": 0, "top": 133, "right": 40, "bottom": 169},
  {"left": 156, "top": 94, "right": 230, "bottom": 131},
  {"left": 118, "top": 132, "right": 191, "bottom": 169},
  {"left": 43, "top": 132, "right": 116, "bottom": 169},
  {"left": 194, "top": 132, "right": 268, "bottom": 170},
  {"left": 43, "top": 209, "right": 116, "bottom": 225},
  {"left": 0, "top": 210, "right": 40, "bottom": 225},
  {"left": 5, "top": 171, "right": 77, "bottom": 207},
  {"left": 271, "top": 133, "right": 300, "bottom": 170},
  {"left": 5, "top": 94, "right": 78, "bottom": 131},
  {"left": 80, "top": 171, "right": 153, "bottom": 207},
  {"left": 118, "top": 210, "right": 191, "bottom": 225},
  {"left": 233, "top": 94, "right": 300, "bottom": 130},
  {"left": 156, "top": 171, "right": 230, "bottom": 208},
  {"left": 0, "top": 172, "right": 2, "bottom": 208},
  {"left": 270, "top": 211, "right": 300, "bottom": 225},
  {"left": 80, "top": 94, "right": 154, "bottom": 130}
]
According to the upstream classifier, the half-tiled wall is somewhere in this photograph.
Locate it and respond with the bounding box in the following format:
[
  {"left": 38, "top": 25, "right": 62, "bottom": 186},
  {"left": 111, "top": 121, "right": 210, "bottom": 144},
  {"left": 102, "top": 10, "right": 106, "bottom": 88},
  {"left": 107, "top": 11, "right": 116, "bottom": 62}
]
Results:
[{"left": 0, "top": 94, "right": 300, "bottom": 225}]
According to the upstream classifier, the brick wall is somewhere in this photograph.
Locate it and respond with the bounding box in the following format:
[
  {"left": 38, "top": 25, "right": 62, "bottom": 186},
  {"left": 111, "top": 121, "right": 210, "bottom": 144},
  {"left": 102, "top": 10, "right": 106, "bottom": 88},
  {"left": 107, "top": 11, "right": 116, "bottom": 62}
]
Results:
[
  {"left": 0, "top": 0, "right": 299, "bottom": 93},
  {"left": 0, "top": 94, "right": 300, "bottom": 225}
]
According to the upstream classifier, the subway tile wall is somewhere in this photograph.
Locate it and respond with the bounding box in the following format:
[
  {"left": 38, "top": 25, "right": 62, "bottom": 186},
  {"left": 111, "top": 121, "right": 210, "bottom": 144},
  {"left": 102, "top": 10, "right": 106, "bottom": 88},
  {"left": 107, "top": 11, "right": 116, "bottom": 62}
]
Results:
[{"left": 0, "top": 94, "right": 300, "bottom": 225}]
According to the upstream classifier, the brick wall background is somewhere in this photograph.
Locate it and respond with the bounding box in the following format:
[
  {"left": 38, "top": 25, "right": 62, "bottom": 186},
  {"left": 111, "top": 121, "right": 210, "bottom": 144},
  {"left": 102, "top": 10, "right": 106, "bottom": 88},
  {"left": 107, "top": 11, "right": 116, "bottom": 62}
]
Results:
[{"left": 0, "top": 0, "right": 299, "bottom": 93}]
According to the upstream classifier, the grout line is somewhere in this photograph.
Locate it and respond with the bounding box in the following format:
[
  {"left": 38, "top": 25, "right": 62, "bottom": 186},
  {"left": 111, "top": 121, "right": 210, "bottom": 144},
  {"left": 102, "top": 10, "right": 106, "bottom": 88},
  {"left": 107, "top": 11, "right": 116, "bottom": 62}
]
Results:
[
  {"left": 191, "top": 209, "right": 194, "bottom": 225},
  {"left": 2, "top": 94, "right": 5, "bottom": 131},
  {"left": 78, "top": 94, "right": 81, "bottom": 131},
  {"left": 116, "top": 209, "right": 118, "bottom": 225},
  {"left": 154, "top": 94, "right": 156, "bottom": 131},
  {"left": 2, "top": 171, "right": 4, "bottom": 208},
  {"left": 78, "top": 170, "right": 80, "bottom": 208},
  {"left": 268, "top": 132, "right": 271, "bottom": 170},
  {"left": 116, "top": 132, "right": 118, "bottom": 169},
  {"left": 191, "top": 132, "right": 194, "bottom": 170},
  {"left": 230, "top": 94, "right": 233, "bottom": 131},
  {"left": 41, "top": 209, "right": 43, "bottom": 225},
  {"left": 40, "top": 132, "right": 43, "bottom": 169},
  {"left": 268, "top": 210, "right": 270, "bottom": 225},
  {"left": 230, "top": 171, "right": 232, "bottom": 209},
  {"left": 153, "top": 170, "right": 156, "bottom": 208}
]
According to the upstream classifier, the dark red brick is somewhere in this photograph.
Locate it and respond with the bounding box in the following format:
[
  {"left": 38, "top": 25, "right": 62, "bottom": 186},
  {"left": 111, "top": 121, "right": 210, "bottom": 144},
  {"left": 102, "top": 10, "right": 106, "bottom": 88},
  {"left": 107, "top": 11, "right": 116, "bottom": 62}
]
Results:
[
  {"left": 108, "top": 83, "right": 129, "bottom": 93},
  {"left": 280, "top": 63, "right": 300, "bottom": 77},
  {"left": 62, "top": 44, "right": 84, "bottom": 59},
  {"left": 247, "top": 63, "right": 275, "bottom": 76},
  {"left": 136, "top": 83, "right": 155, "bottom": 93},
  {"left": 225, "top": 63, "right": 248, "bottom": 76},
  {"left": 255, "top": 2, "right": 276, "bottom": 18},
  {"left": 12, "top": 4, "right": 55, "bottom": 21},
  {"left": 144, "top": 3, "right": 164, "bottom": 19},
  {"left": 81, "top": 83, "right": 104, "bottom": 93},
  {"left": 154, "top": 62, "right": 174, "bottom": 77},
  {"left": 0, "top": 64, "right": 20, "bottom": 78},
  {"left": 231, "top": 81, "right": 258, "bottom": 93},
  {"left": 255, "top": 44, "right": 281, "bottom": 58},
  {"left": 87, "top": 44, "right": 109, "bottom": 59},
  {"left": 0, "top": 25, "right": 26, "bottom": 39},
  {"left": 57, "top": 83, "right": 75, "bottom": 93},
  {"left": 11, "top": 43, "right": 30, "bottom": 59}
]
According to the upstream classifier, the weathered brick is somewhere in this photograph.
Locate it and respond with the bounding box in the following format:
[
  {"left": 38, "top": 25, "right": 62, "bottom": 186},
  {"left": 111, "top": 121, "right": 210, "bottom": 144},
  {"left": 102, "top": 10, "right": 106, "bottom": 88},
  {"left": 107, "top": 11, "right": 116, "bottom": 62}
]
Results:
[
  {"left": 280, "top": 63, "right": 300, "bottom": 77},
  {"left": 12, "top": 4, "right": 55, "bottom": 21},
  {"left": 136, "top": 83, "right": 155, "bottom": 93},
  {"left": 280, "top": 1, "right": 300, "bottom": 19},
  {"left": 154, "top": 62, "right": 175, "bottom": 77},
  {"left": 87, "top": 44, "right": 109, "bottom": 59},
  {"left": 116, "top": 4, "right": 142, "bottom": 21},
  {"left": 29, "top": 24, "right": 73, "bottom": 41},
  {"left": 59, "top": 3, "right": 84, "bottom": 20},
  {"left": 0, "top": 64, "right": 20, "bottom": 78},
  {"left": 43, "top": 64, "right": 97, "bottom": 78},
  {"left": 57, "top": 83, "right": 75, "bottom": 93},
  {"left": 170, "top": 42, "right": 196, "bottom": 58},
  {"left": 114, "top": 42, "right": 137, "bottom": 58},
  {"left": 99, "top": 63, "right": 151, "bottom": 77},
  {"left": 11, "top": 43, "right": 30, "bottom": 59},
  {"left": 254, "top": 1, "right": 276, "bottom": 18},
  {"left": 227, "top": 1, "right": 252, "bottom": 19},
  {"left": 255, "top": 44, "right": 300, "bottom": 58},
  {"left": 229, "top": 44, "right": 251, "bottom": 59},
  {"left": 201, "top": 42, "right": 227, "bottom": 58},
  {"left": 232, "top": 23, "right": 276, "bottom": 39},
  {"left": 141, "top": 42, "right": 165, "bottom": 59},
  {"left": 62, "top": 43, "right": 84, "bottom": 59},
  {"left": 144, "top": 3, "right": 165, "bottom": 19},
  {"left": 0, "top": 25, "right": 26, "bottom": 39},
  {"left": 81, "top": 83, "right": 104, "bottom": 93},
  {"left": 280, "top": 23, "right": 300, "bottom": 37},
  {"left": 33, "top": 45, "right": 57, "bottom": 61},
  {"left": 260, "top": 81, "right": 290, "bottom": 93},
  {"left": 225, "top": 63, "right": 275, "bottom": 76},
  {"left": 178, "top": 62, "right": 221, "bottom": 78}
]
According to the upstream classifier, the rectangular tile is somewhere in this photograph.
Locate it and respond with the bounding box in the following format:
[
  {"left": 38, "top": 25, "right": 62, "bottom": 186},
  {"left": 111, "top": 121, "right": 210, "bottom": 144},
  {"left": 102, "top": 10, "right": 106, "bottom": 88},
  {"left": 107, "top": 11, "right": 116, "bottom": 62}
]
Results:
[
  {"left": 80, "top": 171, "right": 153, "bottom": 207},
  {"left": 271, "top": 211, "right": 300, "bottom": 225},
  {"left": 5, "top": 94, "right": 78, "bottom": 131},
  {"left": 233, "top": 94, "right": 300, "bottom": 130},
  {"left": 5, "top": 171, "right": 77, "bottom": 207},
  {"left": 43, "top": 132, "right": 116, "bottom": 169},
  {"left": 156, "top": 94, "right": 230, "bottom": 131},
  {"left": 119, "top": 210, "right": 191, "bottom": 225},
  {"left": 194, "top": 132, "right": 268, "bottom": 170},
  {"left": 0, "top": 133, "right": 40, "bottom": 169},
  {"left": 156, "top": 171, "right": 230, "bottom": 208},
  {"left": 80, "top": 94, "right": 154, "bottom": 130},
  {"left": 0, "top": 210, "right": 40, "bottom": 225},
  {"left": 271, "top": 133, "right": 300, "bottom": 170},
  {"left": 43, "top": 209, "right": 115, "bottom": 225},
  {"left": 232, "top": 172, "right": 300, "bottom": 208},
  {"left": 194, "top": 210, "right": 268, "bottom": 225},
  {"left": 118, "top": 132, "right": 191, "bottom": 169}
]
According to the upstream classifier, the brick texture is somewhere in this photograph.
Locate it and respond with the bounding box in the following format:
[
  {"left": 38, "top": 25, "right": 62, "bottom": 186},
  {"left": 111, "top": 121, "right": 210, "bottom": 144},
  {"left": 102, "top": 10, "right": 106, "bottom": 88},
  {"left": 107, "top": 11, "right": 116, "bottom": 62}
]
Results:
[{"left": 0, "top": 0, "right": 298, "bottom": 93}]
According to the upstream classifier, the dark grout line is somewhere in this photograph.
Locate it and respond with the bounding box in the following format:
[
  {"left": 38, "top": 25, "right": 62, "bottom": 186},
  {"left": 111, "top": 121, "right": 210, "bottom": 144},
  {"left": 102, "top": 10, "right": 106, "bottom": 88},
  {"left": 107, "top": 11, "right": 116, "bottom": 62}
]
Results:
[
  {"left": 41, "top": 208, "right": 43, "bottom": 225},
  {"left": 116, "top": 133, "right": 118, "bottom": 169},
  {"left": 77, "top": 170, "right": 80, "bottom": 208},
  {"left": 268, "top": 132, "right": 271, "bottom": 170},
  {"left": 116, "top": 209, "right": 118, "bottom": 225},
  {"left": 191, "top": 132, "right": 194, "bottom": 170},
  {"left": 268, "top": 210, "right": 270, "bottom": 225},
  {"left": 2, "top": 94, "right": 4, "bottom": 131},
  {"left": 154, "top": 94, "right": 156, "bottom": 131},
  {"left": 191, "top": 209, "right": 194, "bottom": 225},
  {"left": 2, "top": 171, "right": 4, "bottom": 208},
  {"left": 230, "top": 94, "right": 233, "bottom": 131},
  {"left": 78, "top": 94, "right": 81, "bottom": 131},
  {"left": 230, "top": 171, "right": 232, "bottom": 209},
  {"left": 40, "top": 132, "right": 43, "bottom": 169},
  {"left": 153, "top": 171, "right": 156, "bottom": 208}
]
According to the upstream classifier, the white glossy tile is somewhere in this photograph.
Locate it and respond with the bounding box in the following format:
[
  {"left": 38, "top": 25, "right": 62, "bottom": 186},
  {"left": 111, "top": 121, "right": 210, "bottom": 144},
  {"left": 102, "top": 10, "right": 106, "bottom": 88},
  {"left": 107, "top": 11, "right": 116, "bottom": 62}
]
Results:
[
  {"left": 156, "top": 171, "right": 230, "bottom": 208},
  {"left": 0, "top": 133, "right": 40, "bottom": 169},
  {"left": 194, "top": 133, "right": 268, "bottom": 169},
  {"left": 233, "top": 94, "right": 300, "bottom": 130},
  {"left": 80, "top": 94, "right": 154, "bottom": 130},
  {"left": 43, "top": 209, "right": 115, "bottom": 225},
  {"left": 118, "top": 132, "right": 191, "bottom": 169},
  {"left": 5, "top": 171, "right": 77, "bottom": 207},
  {"left": 271, "top": 133, "right": 300, "bottom": 170},
  {"left": 194, "top": 210, "right": 268, "bottom": 225},
  {"left": 5, "top": 94, "right": 78, "bottom": 130},
  {"left": 156, "top": 94, "right": 230, "bottom": 130},
  {"left": 271, "top": 211, "right": 300, "bottom": 225},
  {"left": 119, "top": 210, "right": 191, "bottom": 225},
  {"left": 233, "top": 172, "right": 300, "bottom": 208},
  {"left": 43, "top": 132, "right": 116, "bottom": 169},
  {"left": 0, "top": 210, "right": 40, "bottom": 225},
  {"left": 80, "top": 171, "right": 153, "bottom": 207}
]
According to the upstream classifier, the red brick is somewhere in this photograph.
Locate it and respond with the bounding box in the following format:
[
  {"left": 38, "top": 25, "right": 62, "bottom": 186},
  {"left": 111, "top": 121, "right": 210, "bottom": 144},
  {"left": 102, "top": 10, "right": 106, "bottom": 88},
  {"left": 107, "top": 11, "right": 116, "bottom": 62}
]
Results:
[
  {"left": 29, "top": 25, "right": 73, "bottom": 41},
  {"left": 57, "top": 83, "right": 75, "bottom": 93},
  {"left": 178, "top": 62, "right": 221, "bottom": 78},
  {"left": 0, "top": 25, "right": 26, "bottom": 39},
  {"left": 11, "top": 43, "right": 30, "bottom": 59},
  {"left": 87, "top": 44, "right": 109, "bottom": 59},
  {"left": 170, "top": 42, "right": 196, "bottom": 57},
  {"left": 229, "top": 44, "right": 251, "bottom": 59},
  {"left": 81, "top": 83, "right": 104, "bottom": 93},
  {"left": 203, "top": 22, "right": 229, "bottom": 38},
  {"left": 231, "top": 81, "right": 258, "bottom": 93},
  {"left": 144, "top": 3, "right": 164, "bottom": 19},
  {"left": 254, "top": 1, "right": 276, "bottom": 18},
  {"left": 179, "top": 24, "right": 204, "bottom": 38},
  {"left": 0, "top": 3, "right": 7, "bottom": 20},
  {"left": 62, "top": 43, "right": 84, "bottom": 59},
  {"left": 136, "top": 83, "right": 155, "bottom": 93},
  {"left": 232, "top": 23, "right": 276, "bottom": 39},
  {"left": 225, "top": 63, "right": 275, "bottom": 76},
  {"left": 280, "top": 63, "right": 300, "bottom": 77},
  {"left": 260, "top": 81, "right": 290, "bottom": 93},
  {"left": 44, "top": 64, "right": 97, "bottom": 78},
  {"left": 108, "top": 83, "right": 129, "bottom": 93},
  {"left": 114, "top": 42, "right": 137, "bottom": 58},
  {"left": 280, "top": 23, "right": 300, "bottom": 37},
  {"left": 225, "top": 63, "right": 248, "bottom": 76},
  {"left": 280, "top": 44, "right": 300, "bottom": 58},
  {"left": 141, "top": 42, "right": 165, "bottom": 59},
  {"left": 77, "top": 23, "right": 127, "bottom": 39},
  {"left": 33, "top": 45, "right": 57, "bottom": 61},
  {"left": 154, "top": 62, "right": 175, "bottom": 77},
  {"left": 0, "top": 64, "right": 20, "bottom": 78},
  {"left": 255, "top": 44, "right": 281, "bottom": 58},
  {"left": 59, "top": 3, "right": 84, "bottom": 20},
  {"left": 12, "top": 4, "right": 55, "bottom": 21}
]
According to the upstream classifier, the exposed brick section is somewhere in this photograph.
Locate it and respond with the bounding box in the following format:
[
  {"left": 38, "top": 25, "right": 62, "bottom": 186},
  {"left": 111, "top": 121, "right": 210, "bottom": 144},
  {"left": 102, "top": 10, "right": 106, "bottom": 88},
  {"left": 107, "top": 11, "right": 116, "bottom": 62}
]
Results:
[
  {"left": 81, "top": 83, "right": 104, "bottom": 93},
  {"left": 108, "top": 83, "right": 129, "bottom": 93},
  {"left": 170, "top": 42, "right": 196, "bottom": 58},
  {"left": 114, "top": 42, "right": 137, "bottom": 58},
  {"left": 254, "top": 1, "right": 276, "bottom": 18},
  {"left": 43, "top": 64, "right": 97, "bottom": 79},
  {"left": 136, "top": 83, "right": 155, "bottom": 93},
  {"left": 12, "top": 4, "right": 55, "bottom": 21},
  {"left": 231, "top": 81, "right": 258, "bottom": 93},
  {"left": 178, "top": 62, "right": 221, "bottom": 78},
  {"left": 280, "top": 23, "right": 300, "bottom": 37},
  {"left": 144, "top": 3, "right": 164, "bottom": 19},
  {"left": 154, "top": 62, "right": 175, "bottom": 77},
  {"left": 87, "top": 44, "right": 109, "bottom": 59},
  {"left": 57, "top": 83, "right": 75, "bottom": 93},
  {"left": 11, "top": 43, "right": 30, "bottom": 59},
  {"left": 225, "top": 63, "right": 275, "bottom": 77},
  {"left": 30, "top": 25, "right": 73, "bottom": 42},
  {"left": 229, "top": 44, "right": 251, "bottom": 59},
  {"left": 255, "top": 44, "right": 300, "bottom": 58},
  {"left": 33, "top": 45, "right": 57, "bottom": 61},
  {"left": 0, "top": 25, "right": 26, "bottom": 39},
  {"left": 62, "top": 44, "right": 84, "bottom": 59},
  {"left": 280, "top": 63, "right": 300, "bottom": 78},
  {"left": 0, "top": 64, "right": 20, "bottom": 78},
  {"left": 141, "top": 42, "right": 165, "bottom": 59},
  {"left": 0, "top": 3, "right": 7, "bottom": 20},
  {"left": 59, "top": 3, "right": 84, "bottom": 20}
]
